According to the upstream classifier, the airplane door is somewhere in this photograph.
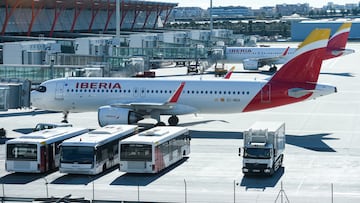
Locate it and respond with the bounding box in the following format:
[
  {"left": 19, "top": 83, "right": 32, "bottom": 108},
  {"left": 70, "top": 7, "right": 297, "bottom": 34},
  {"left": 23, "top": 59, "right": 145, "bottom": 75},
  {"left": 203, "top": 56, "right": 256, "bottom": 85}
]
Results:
[
  {"left": 133, "top": 87, "right": 146, "bottom": 98},
  {"left": 55, "top": 82, "right": 64, "bottom": 100},
  {"left": 261, "top": 84, "right": 271, "bottom": 103}
]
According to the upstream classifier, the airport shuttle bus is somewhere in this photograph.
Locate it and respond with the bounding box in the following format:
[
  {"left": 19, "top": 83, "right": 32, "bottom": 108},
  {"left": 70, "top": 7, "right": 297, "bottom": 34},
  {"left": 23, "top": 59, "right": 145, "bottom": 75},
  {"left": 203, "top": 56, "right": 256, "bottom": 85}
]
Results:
[
  {"left": 59, "top": 125, "right": 138, "bottom": 175},
  {"left": 119, "top": 126, "right": 190, "bottom": 173},
  {"left": 5, "top": 127, "right": 89, "bottom": 173}
]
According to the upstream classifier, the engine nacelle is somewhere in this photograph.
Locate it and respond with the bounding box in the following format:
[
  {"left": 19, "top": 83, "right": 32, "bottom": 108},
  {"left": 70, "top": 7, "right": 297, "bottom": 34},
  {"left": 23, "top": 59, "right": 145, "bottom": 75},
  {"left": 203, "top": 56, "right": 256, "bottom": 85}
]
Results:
[
  {"left": 243, "top": 59, "right": 260, "bottom": 70},
  {"left": 98, "top": 105, "right": 143, "bottom": 127}
]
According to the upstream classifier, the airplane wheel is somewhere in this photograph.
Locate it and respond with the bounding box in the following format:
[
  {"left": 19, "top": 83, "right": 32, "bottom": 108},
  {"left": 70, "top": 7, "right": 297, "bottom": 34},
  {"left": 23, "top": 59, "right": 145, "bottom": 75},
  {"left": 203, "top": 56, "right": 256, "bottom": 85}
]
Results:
[
  {"left": 156, "top": 122, "right": 166, "bottom": 126},
  {"left": 168, "top": 115, "right": 179, "bottom": 126},
  {"left": 269, "top": 66, "right": 277, "bottom": 72}
]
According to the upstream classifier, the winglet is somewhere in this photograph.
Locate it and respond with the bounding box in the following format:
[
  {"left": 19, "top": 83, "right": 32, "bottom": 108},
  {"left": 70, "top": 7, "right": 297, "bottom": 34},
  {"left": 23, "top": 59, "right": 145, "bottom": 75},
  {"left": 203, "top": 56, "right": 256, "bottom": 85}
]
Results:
[
  {"left": 168, "top": 82, "right": 185, "bottom": 103},
  {"left": 281, "top": 47, "right": 290, "bottom": 56},
  {"left": 224, "top": 66, "right": 236, "bottom": 79}
]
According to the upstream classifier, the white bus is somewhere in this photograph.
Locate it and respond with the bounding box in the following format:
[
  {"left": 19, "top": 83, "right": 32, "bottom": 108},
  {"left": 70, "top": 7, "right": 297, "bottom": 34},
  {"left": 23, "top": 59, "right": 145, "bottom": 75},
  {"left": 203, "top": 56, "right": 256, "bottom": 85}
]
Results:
[
  {"left": 59, "top": 125, "right": 138, "bottom": 175},
  {"left": 5, "top": 127, "right": 89, "bottom": 173},
  {"left": 119, "top": 126, "right": 191, "bottom": 173}
]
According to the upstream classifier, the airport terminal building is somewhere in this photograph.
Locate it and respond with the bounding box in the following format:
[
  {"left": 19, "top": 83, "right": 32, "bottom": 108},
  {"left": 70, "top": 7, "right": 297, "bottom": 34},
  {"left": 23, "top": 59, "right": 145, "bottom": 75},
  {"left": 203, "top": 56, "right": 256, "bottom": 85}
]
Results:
[
  {"left": 291, "top": 19, "right": 360, "bottom": 41},
  {"left": 0, "top": 0, "right": 177, "bottom": 36}
]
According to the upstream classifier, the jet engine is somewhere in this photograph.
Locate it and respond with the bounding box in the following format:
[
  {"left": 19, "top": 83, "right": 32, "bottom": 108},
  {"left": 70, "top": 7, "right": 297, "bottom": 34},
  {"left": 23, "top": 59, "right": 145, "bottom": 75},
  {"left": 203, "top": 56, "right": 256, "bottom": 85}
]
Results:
[
  {"left": 98, "top": 105, "right": 143, "bottom": 127},
  {"left": 243, "top": 59, "right": 260, "bottom": 70}
]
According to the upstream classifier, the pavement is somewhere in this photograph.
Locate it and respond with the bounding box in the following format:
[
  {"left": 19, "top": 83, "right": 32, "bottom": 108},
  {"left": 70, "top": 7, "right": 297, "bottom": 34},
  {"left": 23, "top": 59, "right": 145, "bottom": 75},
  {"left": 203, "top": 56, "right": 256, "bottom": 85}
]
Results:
[{"left": 0, "top": 42, "right": 360, "bottom": 202}]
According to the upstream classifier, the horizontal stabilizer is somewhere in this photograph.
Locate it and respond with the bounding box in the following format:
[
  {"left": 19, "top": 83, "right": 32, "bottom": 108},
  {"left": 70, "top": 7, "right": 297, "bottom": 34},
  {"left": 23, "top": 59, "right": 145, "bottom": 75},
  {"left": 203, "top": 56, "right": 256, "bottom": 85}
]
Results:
[
  {"left": 331, "top": 48, "right": 355, "bottom": 57},
  {"left": 288, "top": 88, "right": 315, "bottom": 98}
]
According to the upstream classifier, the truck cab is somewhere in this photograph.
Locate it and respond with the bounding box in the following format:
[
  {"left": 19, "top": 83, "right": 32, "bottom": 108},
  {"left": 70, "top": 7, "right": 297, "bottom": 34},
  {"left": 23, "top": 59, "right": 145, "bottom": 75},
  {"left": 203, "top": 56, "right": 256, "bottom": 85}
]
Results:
[{"left": 240, "top": 122, "right": 285, "bottom": 176}]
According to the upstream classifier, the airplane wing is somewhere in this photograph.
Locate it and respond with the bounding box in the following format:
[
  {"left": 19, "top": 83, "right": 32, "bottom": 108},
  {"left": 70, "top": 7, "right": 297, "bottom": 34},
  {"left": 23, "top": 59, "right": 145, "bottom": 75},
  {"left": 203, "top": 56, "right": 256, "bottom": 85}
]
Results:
[
  {"left": 110, "top": 82, "right": 185, "bottom": 111},
  {"left": 111, "top": 102, "right": 175, "bottom": 111},
  {"left": 253, "top": 46, "right": 290, "bottom": 65}
]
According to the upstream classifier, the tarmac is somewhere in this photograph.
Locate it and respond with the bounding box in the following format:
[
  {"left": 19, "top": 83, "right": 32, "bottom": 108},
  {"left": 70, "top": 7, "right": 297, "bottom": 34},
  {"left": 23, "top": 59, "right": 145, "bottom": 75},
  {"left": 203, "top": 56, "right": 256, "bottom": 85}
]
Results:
[{"left": 0, "top": 42, "right": 360, "bottom": 202}]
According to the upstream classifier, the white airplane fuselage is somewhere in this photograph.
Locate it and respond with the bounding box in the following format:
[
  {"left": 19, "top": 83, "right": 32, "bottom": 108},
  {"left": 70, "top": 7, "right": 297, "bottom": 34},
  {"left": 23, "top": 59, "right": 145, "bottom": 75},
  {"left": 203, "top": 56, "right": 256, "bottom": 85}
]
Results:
[
  {"left": 31, "top": 77, "right": 336, "bottom": 115},
  {"left": 224, "top": 47, "right": 296, "bottom": 63}
]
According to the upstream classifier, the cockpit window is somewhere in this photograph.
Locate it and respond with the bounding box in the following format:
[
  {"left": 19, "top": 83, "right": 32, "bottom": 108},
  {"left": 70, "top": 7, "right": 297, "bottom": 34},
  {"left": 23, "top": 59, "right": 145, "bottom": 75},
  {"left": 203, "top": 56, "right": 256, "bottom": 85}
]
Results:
[{"left": 37, "top": 86, "right": 47, "bottom": 93}]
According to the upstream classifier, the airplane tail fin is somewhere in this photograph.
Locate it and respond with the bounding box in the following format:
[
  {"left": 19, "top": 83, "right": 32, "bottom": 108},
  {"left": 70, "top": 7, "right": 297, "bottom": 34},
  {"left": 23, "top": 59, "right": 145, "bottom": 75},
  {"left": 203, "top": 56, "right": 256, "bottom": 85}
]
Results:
[
  {"left": 243, "top": 29, "right": 332, "bottom": 112},
  {"left": 328, "top": 22, "right": 352, "bottom": 50},
  {"left": 270, "top": 29, "right": 331, "bottom": 83}
]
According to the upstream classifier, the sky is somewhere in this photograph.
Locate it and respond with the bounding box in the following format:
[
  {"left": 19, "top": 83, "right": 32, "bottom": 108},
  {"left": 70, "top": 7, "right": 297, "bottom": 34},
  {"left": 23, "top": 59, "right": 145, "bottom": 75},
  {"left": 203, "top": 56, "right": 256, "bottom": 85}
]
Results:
[{"left": 148, "top": 0, "right": 360, "bottom": 9}]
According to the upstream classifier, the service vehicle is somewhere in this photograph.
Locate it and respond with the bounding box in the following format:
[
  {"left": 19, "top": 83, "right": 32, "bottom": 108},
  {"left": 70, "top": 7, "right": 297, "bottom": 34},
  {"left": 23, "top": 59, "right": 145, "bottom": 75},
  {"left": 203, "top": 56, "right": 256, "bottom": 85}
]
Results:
[
  {"left": 119, "top": 126, "right": 190, "bottom": 173},
  {"left": 33, "top": 123, "right": 73, "bottom": 132},
  {"left": 240, "top": 121, "right": 285, "bottom": 176},
  {"left": 59, "top": 125, "right": 138, "bottom": 175},
  {"left": 5, "top": 127, "right": 89, "bottom": 173},
  {"left": 214, "top": 64, "right": 228, "bottom": 77}
]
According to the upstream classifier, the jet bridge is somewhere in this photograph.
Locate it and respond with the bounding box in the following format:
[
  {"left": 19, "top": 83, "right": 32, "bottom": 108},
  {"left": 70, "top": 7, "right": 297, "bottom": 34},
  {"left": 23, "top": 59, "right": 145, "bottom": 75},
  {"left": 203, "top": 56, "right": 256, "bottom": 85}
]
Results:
[{"left": 0, "top": 79, "right": 31, "bottom": 111}]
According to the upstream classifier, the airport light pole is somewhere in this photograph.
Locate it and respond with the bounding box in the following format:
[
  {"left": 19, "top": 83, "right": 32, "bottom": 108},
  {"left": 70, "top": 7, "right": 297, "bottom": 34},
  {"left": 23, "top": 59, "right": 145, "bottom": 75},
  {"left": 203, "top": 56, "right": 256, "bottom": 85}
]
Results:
[
  {"left": 209, "top": 0, "right": 213, "bottom": 45},
  {"left": 184, "top": 179, "right": 187, "bottom": 203},
  {"left": 43, "top": 177, "right": 49, "bottom": 198}
]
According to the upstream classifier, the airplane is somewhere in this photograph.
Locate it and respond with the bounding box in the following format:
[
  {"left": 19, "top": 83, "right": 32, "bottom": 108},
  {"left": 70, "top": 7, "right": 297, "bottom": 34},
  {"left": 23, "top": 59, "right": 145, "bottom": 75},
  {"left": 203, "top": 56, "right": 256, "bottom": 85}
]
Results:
[
  {"left": 221, "top": 22, "right": 354, "bottom": 72},
  {"left": 31, "top": 29, "right": 336, "bottom": 127},
  {"left": 223, "top": 66, "right": 236, "bottom": 79}
]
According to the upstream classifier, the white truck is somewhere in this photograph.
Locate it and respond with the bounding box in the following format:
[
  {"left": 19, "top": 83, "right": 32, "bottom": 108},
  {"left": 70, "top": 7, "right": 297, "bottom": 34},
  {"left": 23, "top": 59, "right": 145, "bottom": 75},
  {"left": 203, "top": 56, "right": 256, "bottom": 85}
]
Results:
[{"left": 240, "top": 121, "right": 285, "bottom": 176}]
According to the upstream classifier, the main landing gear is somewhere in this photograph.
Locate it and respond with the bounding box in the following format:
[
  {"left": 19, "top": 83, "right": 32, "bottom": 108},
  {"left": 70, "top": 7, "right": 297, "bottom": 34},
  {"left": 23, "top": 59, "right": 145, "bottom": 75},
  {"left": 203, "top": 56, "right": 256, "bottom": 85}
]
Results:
[
  {"left": 269, "top": 65, "right": 277, "bottom": 72},
  {"left": 155, "top": 115, "right": 179, "bottom": 126},
  {"left": 168, "top": 115, "right": 179, "bottom": 126}
]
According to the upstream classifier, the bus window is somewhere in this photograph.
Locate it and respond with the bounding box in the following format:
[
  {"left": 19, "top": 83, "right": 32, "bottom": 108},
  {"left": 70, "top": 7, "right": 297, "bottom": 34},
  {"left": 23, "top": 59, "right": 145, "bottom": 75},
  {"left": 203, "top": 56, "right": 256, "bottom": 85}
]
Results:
[
  {"left": 7, "top": 144, "right": 37, "bottom": 161},
  {"left": 120, "top": 144, "right": 152, "bottom": 161},
  {"left": 61, "top": 146, "right": 94, "bottom": 164},
  {"left": 119, "top": 126, "right": 190, "bottom": 173}
]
